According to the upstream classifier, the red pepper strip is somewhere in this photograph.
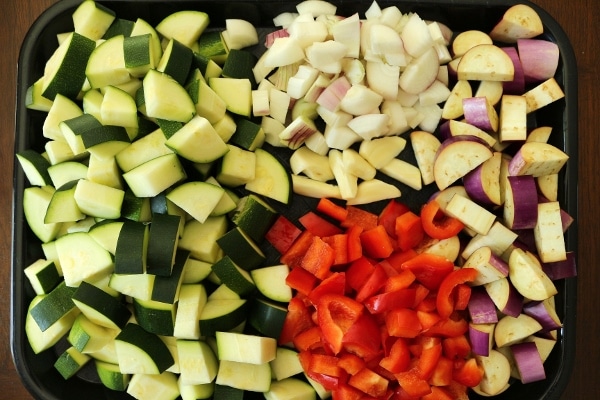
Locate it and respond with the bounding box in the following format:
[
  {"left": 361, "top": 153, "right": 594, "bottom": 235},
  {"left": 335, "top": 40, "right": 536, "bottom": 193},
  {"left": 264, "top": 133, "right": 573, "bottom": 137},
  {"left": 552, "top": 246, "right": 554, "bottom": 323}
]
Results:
[
  {"left": 307, "top": 272, "right": 346, "bottom": 305},
  {"left": 415, "top": 292, "right": 437, "bottom": 313},
  {"left": 342, "top": 313, "right": 382, "bottom": 359},
  {"left": 280, "top": 230, "right": 314, "bottom": 269},
  {"left": 333, "top": 383, "right": 364, "bottom": 400},
  {"left": 453, "top": 283, "right": 472, "bottom": 311},
  {"left": 422, "top": 386, "right": 454, "bottom": 400},
  {"left": 310, "top": 353, "right": 344, "bottom": 377},
  {"left": 266, "top": 214, "right": 303, "bottom": 254},
  {"left": 322, "top": 234, "right": 349, "bottom": 266},
  {"left": 442, "top": 335, "right": 472, "bottom": 360},
  {"left": 365, "top": 288, "right": 417, "bottom": 314},
  {"left": 355, "top": 264, "right": 388, "bottom": 303},
  {"left": 317, "top": 197, "right": 348, "bottom": 222},
  {"left": 384, "top": 269, "right": 417, "bottom": 292},
  {"left": 385, "top": 308, "right": 422, "bottom": 338},
  {"left": 413, "top": 283, "right": 431, "bottom": 309},
  {"left": 346, "top": 224, "right": 363, "bottom": 263},
  {"left": 401, "top": 253, "right": 455, "bottom": 291},
  {"left": 379, "top": 337, "right": 411, "bottom": 374},
  {"left": 348, "top": 367, "right": 389, "bottom": 398},
  {"left": 416, "top": 337, "right": 442, "bottom": 380},
  {"left": 300, "top": 236, "right": 335, "bottom": 280},
  {"left": 341, "top": 206, "right": 379, "bottom": 230},
  {"left": 299, "top": 211, "right": 343, "bottom": 237},
  {"left": 279, "top": 296, "right": 315, "bottom": 345},
  {"left": 293, "top": 325, "right": 324, "bottom": 352},
  {"left": 285, "top": 266, "right": 319, "bottom": 296},
  {"left": 420, "top": 200, "right": 465, "bottom": 240},
  {"left": 452, "top": 358, "right": 484, "bottom": 387},
  {"left": 423, "top": 317, "right": 469, "bottom": 338},
  {"left": 360, "top": 224, "right": 395, "bottom": 259},
  {"left": 339, "top": 352, "right": 367, "bottom": 375},
  {"left": 386, "top": 249, "right": 418, "bottom": 272},
  {"left": 436, "top": 268, "right": 479, "bottom": 319},
  {"left": 417, "top": 311, "right": 442, "bottom": 331},
  {"left": 317, "top": 293, "right": 364, "bottom": 355},
  {"left": 346, "top": 257, "right": 375, "bottom": 293},
  {"left": 395, "top": 211, "right": 425, "bottom": 252},
  {"left": 379, "top": 199, "right": 410, "bottom": 238},
  {"left": 445, "top": 381, "right": 469, "bottom": 400},
  {"left": 395, "top": 368, "right": 432, "bottom": 398},
  {"left": 428, "top": 356, "right": 454, "bottom": 387},
  {"left": 376, "top": 259, "right": 399, "bottom": 277}
]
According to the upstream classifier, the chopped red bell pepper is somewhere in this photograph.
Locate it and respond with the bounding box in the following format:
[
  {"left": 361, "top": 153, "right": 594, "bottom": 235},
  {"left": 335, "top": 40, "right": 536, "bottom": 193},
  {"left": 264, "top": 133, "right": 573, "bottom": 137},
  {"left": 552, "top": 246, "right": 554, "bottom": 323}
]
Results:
[
  {"left": 428, "top": 356, "right": 454, "bottom": 387},
  {"left": 365, "top": 288, "right": 417, "bottom": 314},
  {"left": 386, "top": 249, "right": 418, "bottom": 272},
  {"left": 384, "top": 269, "right": 417, "bottom": 292},
  {"left": 341, "top": 206, "right": 379, "bottom": 230},
  {"left": 379, "top": 337, "right": 411, "bottom": 374},
  {"left": 379, "top": 199, "right": 411, "bottom": 238},
  {"left": 395, "top": 368, "right": 432, "bottom": 398},
  {"left": 348, "top": 367, "right": 389, "bottom": 398},
  {"left": 285, "top": 266, "right": 319, "bottom": 296},
  {"left": 280, "top": 230, "right": 314, "bottom": 269},
  {"left": 317, "top": 293, "right": 364, "bottom": 354},
  {"left": 342, "top": 312, "right": 382, "bottom": 359},
  {"left": 395, "top": 211, "right": 425, "bottom": 252},
  {"left": 346, "top": 257, "right": 375, "bottom": 293},
  {"left": 436, "top": 268, "right": 479, "bottom": 319},
  {"left": 333, "top": 383, "right": 365, "bottom": 400},
  {"left": 385, "top": 308, "right": 422, "bottom": 338},
  {"left": 279, "top": 296, "right": 315, "bottom": 345},
  {"left": 300, "top": 236, "right": 335, "bottom": 279},
  {"left": 308, "top": 272, "right": 346, "bottom": 305},
  {"left": 442, "top": 335, "right": 471, "bottom": 360},
  {"left": 293, "top": 325, "right": 324, "bottom": 352},
  {"left": 416, "top": 337, "right": 442, "bottom": 380},
  {"left": 310, "top": 353, "right": 344, "bottom": 377},
  {"left": 401, "top": 253, "right": 455, "bottom": 291},
  {"left": 346, "top": 224, "right": 363, "bottom": 263},
  {"left": 422, "top": 386, "right": 454, "bottom": 400},
  {"left": 423, "top": 317, "right": 469, "bottom": 338},
  {"left": 299, "top": 211, "right": 343, "bottom": 237},
  {"left": 452, "top": 358, "right": 483, "bottom": 387},
  {"left": 317, "top": 197, "right": 348, "bottom": 222},
  {"left": 417, "top": 311, "right": 442, "bottom": 331},
  {"left": 453, "top": 283, "right": 472, "bottom": 311},
  {"left": 420, "top": 200, "right": 464, "bottom": 240},
  {"left": 266, "top": 214, "right": 303, "bottom": 254},
  {"left": 361, "top": 224, "right": 395, "bottom": 259},
  {"left": 355, "top": 264, "right": 388, "bottom": 303},
  {"left": 339, "top": 352, "right": 367, "bottom": 375},
  {"left": 322, "top": 233, "right": 349, "bottom": 265}
]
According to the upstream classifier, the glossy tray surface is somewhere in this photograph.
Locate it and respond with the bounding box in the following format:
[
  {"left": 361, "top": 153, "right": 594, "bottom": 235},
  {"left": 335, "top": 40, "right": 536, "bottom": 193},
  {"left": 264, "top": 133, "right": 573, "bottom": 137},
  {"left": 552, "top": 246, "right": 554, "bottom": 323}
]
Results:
[{"left": 12, "top": 1, "right": 577, "bottom": 399}]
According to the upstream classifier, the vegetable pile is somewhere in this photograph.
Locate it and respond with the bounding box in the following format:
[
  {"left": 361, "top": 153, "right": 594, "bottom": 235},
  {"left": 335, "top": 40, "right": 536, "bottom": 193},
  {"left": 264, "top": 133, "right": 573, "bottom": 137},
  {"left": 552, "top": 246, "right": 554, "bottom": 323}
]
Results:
[{"left": 15, "top": 0, "right": 576, "bottom": 399}]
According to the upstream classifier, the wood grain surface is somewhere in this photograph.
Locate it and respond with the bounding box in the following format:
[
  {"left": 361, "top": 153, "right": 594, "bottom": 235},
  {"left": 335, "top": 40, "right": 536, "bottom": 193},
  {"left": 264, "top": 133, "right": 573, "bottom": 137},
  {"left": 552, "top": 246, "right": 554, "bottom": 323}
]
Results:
[{"left": 1, "top": 0, "right": 598, "bottom": 399}]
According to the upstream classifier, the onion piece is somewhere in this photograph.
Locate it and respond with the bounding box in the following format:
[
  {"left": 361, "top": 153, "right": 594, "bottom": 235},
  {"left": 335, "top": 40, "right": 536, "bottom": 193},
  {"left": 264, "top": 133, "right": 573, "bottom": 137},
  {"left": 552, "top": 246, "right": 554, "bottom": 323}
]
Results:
[
  {"left": 468, "top": 287, "right": 499, "bottom": 324},
  {"left": 511, "top": 341, "right": 546, "bottom": 383}
]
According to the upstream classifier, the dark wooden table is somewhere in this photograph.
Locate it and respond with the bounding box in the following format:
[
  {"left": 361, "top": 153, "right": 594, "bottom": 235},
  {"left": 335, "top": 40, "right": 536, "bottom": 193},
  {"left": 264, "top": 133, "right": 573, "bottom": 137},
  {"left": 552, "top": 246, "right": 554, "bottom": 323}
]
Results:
[{"left": 2, "top": 0, "right": 598, "bottom": 399}]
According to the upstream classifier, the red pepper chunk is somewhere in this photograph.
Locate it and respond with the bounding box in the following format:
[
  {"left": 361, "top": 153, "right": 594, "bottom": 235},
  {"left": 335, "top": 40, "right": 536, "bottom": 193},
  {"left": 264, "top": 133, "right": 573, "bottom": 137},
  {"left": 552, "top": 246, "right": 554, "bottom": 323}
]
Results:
[
  {"left": 365, "top": 288, "right": 417, "bottom": 314},
  {"left": 361, "top": 224, "right": 395, "bottom": 259},
  {"left": 346, "top": 224, "right": 363, "bottom": 263},
  {"left": 385, "top": 308, "right": 422, "bottom": 338},
  {"left": 378, "top": 199, "right": 410, "bottom": 238},
  {"left": 300, "top": 236, "right": 335, "bottom": 280},
  {"left": 379, "top": 337, "right": 411, "bottom": 374},
  {"left": 299, "top": 211, "right": 343, "bottom": 237},
  {"left": 322, "top": 234, "right": 349, "bottom": 265},
  {"left": 436, "top": 268, "right": 479, "bottom": 319},
  {"left": 401, "top": 253, "right": 455, "bottom": 291},
  {"left": 342, "top": 313, "right": 382, "bottom": 360},
  {"left": 280, "top": 230, "right": 314, "bottom": 269},
  {"left": 416, "top": 337, "right": 442, "bottom": 380},
  {"left": 279, "top": 296, "right": 315, "bottom": 345},
  {"left": 317, "top": 293, "right": 364, "bottom": 355},
  {"left": 452, "top": 358, "right": 484, "bottom": 387},
  {"left": 428, "top": 356, "right": 454, "bottom": 387},
  {"left": 341, "top": 206, "right": 379, "bottom": 230},
  {"left": 395, "top": 368, "right": 432, "bottom": 398},
  {"left": 348, "top": 367, "right": 389, "bottom": 398},
  {"left": 266, "top": 215, "right": 302, "bottom": 254},
  {"left": 395, "top": 211, "right": 425, "bottom": 252},
  {"left": 422, "top": 386, "right": 455, "bottom": 400},
  {"left": 420, "top": 200, "right": 465, "bottom": 240},
  {"left": 317, "top": 197, "right": 348, "bottom": 222},
  {"left": 307, "top": 272, "right": 346, "bottom": 305},
  {"left": 285, "top": 266, "right": 319, "bottom": 296}
]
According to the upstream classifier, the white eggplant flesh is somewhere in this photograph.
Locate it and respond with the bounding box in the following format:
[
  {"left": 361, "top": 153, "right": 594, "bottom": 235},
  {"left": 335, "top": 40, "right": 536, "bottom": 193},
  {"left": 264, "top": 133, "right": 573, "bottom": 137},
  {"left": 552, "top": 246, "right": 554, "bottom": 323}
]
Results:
[
  {"left": 508, "top": 247, "right": 557, "bottom": 301},
  {"left": 494, "top": 313, "right": 542, "bottom": 348},
  {"left": 489, "top": 4, "right": 544, "bottom": 43},
  {"left": 475, "top": 349, "right": 512, "bottom": 395},
  {"left": 346, "top": 179, "right": 401, "bottom": 205},
  {"left": 445, "top": 193, "right": 496, "bottom": 235},
  {"left": 290, "top": 146, "right": 334, "bottom": 182},
  {"left": 534, "top": 201, "right": 567, "bottom": 263},
  {"left": 358, "top": 136, "right": 406, "bottom": 169},
  {"left": 433, "top": 136, "right": 493, "bottom": 191},
  {"left": 463, "top": 246, "right": 509, "bottom": 286},
  {"left": 292, "top": 174, "right": 341, "bottom": 199},
  {"left": 452, "top": 30, "right": 493, "bottom": 58},
  {"left": 410, "top": 130, "right": 440, "bottom": 186},
  {"left": 523, "top": 77, "right": 565, "bottom": 113}
]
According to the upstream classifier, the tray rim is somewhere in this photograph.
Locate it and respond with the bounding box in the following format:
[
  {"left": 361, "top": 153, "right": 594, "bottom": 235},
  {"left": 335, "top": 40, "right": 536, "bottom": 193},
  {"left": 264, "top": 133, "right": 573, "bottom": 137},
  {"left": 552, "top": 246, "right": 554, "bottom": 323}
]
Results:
[{"left": 11, "top": 1, "right": 578, "bottom": 399}]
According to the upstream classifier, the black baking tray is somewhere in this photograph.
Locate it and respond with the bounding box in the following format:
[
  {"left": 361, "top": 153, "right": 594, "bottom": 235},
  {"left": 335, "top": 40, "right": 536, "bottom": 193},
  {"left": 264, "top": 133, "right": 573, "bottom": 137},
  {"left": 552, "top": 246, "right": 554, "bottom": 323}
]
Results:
[{"left": 12, "top": 1, "right": 578, "bottom": 399}]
